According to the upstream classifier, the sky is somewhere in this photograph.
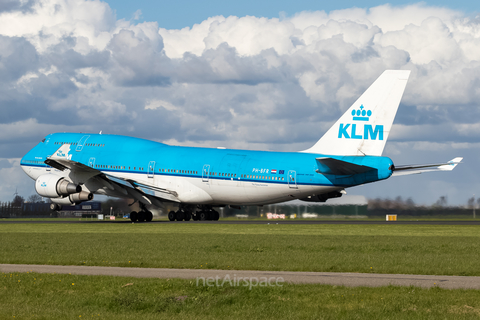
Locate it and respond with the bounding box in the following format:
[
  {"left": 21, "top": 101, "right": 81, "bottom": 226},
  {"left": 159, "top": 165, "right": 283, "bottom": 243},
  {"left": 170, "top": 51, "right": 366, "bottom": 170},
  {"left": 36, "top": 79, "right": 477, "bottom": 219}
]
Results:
[
  {"left": 111, "top": 0, "right": 480, "bottom": 29},
  {"left": 0, "top": 0, "right": 479, "bottom": 206}
]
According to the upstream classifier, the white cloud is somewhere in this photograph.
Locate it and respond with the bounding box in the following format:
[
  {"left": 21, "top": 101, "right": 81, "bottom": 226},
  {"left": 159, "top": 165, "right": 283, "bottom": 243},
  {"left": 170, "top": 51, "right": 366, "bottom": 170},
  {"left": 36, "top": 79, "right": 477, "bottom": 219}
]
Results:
[
  {"left": 145, "top": 99, "right": 178, "bottom": 111},
  {"left": 0, "top": 158, "right": 36, "bottom": 203}
]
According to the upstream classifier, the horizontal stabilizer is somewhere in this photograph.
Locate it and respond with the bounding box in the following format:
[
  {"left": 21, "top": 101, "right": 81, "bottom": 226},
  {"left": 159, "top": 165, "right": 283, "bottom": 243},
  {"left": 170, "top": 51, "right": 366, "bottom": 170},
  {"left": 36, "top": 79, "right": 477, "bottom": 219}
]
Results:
[
  {"left": 316, "top": 157, "right": 376, "bottom": 175},
  {"left": 393, "top": 157, "right": 463, "bottom": 176}
]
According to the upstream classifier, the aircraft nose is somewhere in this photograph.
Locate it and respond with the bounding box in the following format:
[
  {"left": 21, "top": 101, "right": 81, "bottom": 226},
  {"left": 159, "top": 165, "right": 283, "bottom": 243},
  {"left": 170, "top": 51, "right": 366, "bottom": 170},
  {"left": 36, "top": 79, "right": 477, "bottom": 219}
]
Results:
[{"left": 20, "top": 163, "right": 31, "bottom": 175}]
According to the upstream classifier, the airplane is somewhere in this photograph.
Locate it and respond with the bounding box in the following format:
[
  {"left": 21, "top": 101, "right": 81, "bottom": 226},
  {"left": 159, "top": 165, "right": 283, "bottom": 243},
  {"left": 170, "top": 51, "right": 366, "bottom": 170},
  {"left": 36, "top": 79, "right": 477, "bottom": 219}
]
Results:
[{"left": 20, "top": 70, "right": 462, "bottom": 222}]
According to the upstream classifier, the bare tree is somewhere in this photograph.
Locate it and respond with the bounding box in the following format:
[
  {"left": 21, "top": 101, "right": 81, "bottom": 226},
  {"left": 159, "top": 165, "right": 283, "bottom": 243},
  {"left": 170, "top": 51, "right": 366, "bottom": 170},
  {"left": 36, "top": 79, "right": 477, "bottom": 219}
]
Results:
[
  {"left": 405, "top": 197, "right": 415, "bottom": 208},
  {"left": 434, "top": 196, "right": 448, "bottom": 207},
  {"left": 12, "top": 195, "right": 25, "bottom": 207},
  {"left": 27, "top": 194, "right": 43, "bottom": 203},
  {"left": 468, "top": 197, "right": 475, "bottom": 209}
]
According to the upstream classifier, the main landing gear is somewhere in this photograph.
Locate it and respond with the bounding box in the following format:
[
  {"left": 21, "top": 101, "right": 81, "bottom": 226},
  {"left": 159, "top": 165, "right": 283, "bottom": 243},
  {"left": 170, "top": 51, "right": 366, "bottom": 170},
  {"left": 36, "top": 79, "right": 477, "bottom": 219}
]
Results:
[
  {"left": 130, "top": 203, "right": 153, "bottom": 222},
  {"left": 168, "top": 206, "right": 220, "bottom": 221}
]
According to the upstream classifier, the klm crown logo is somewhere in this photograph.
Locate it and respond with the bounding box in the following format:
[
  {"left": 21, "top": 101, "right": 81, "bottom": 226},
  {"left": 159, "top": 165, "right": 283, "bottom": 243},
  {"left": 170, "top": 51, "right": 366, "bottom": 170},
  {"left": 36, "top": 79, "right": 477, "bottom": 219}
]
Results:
[
  {"left": 338, "top": 105, "right": 383, "bottom": 141},
  {"left": 351, "top": 105, "right": 372, "bottom": 121}
]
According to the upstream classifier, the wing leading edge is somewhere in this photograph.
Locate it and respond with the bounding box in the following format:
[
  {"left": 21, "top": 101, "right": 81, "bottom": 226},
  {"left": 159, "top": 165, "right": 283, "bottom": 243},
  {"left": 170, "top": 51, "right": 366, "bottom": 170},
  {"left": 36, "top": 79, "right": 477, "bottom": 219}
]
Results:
[{"left": 46, "top": 144, "right": 179, "bottom": 204}]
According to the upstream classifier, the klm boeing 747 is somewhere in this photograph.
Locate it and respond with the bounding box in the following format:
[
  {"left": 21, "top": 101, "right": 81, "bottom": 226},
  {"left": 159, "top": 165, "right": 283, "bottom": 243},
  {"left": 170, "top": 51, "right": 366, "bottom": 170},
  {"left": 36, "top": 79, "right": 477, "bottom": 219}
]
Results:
[{"left": 20, "top": 70, "right": 462, "bottom": 222}]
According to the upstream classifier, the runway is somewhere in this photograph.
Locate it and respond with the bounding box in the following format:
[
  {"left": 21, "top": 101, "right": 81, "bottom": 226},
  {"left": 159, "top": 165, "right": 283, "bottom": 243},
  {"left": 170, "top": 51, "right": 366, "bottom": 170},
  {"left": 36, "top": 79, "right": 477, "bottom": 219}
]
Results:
[
  {"left": 1, "top": 264, "right": 479, "bottom": 289},
  {"left": 1, "top": 219, "right": 480, "bottom": 225}
]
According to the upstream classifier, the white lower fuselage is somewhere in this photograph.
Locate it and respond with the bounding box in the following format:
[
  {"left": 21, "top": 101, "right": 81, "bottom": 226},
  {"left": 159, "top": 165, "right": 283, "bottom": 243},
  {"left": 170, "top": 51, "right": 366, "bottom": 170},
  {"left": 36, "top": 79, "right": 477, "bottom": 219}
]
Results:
[{"left": 21, "top": 164, "right": 341, "bottom": 206}]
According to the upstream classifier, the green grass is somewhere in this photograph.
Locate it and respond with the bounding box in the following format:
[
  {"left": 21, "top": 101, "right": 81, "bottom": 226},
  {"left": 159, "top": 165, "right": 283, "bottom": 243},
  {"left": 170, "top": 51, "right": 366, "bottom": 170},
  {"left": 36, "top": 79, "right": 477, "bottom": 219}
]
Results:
[
  {"left": 1, "top": 223, "right": 480, "bottom": 276},
  {"left": 2, "top": 272, "right": 480, "bottom": 319}
]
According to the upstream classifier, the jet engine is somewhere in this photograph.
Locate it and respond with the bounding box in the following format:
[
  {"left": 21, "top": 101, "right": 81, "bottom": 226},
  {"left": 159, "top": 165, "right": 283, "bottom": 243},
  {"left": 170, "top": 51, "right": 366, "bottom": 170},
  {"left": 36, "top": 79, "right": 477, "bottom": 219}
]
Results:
[
  {"left": 35, "top": 174, "right": 81, "bottom": 198},
  {"left": 50, "top": 191, "right": 94, "bottom": 206}
]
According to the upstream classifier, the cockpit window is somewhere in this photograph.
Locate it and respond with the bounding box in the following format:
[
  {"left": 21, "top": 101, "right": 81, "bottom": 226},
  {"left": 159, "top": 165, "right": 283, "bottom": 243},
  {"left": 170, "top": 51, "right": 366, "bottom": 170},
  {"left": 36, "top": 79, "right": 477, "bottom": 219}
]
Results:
[{"left": 41, "top": 139, "right": 46, "bottom": 143}]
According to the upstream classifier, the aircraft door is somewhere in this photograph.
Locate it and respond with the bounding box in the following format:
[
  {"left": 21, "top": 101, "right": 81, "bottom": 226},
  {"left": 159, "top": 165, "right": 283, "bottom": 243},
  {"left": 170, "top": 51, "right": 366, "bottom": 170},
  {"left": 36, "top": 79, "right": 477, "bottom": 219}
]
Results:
[
  {"left": 148, "top": 161, "right": 155, "bottom": 178},
  {"left": 88, "top": 157, "right": 96, "bottom": 168},
  {"left": 202, "top": 164, "right": 210, "bottom": 182},
  {"left": 76, "top": 135, "right": 90, "bottom": 152},
  {"left": 288, "top": 170, "right": 297, "bottom": 189}
]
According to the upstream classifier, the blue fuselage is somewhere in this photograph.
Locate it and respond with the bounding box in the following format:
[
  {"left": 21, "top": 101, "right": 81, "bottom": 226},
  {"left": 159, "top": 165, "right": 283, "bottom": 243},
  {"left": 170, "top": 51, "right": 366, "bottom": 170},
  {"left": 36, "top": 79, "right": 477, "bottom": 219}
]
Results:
[{"left": 21, "top": 133, "right": 394, "bottom": 205}]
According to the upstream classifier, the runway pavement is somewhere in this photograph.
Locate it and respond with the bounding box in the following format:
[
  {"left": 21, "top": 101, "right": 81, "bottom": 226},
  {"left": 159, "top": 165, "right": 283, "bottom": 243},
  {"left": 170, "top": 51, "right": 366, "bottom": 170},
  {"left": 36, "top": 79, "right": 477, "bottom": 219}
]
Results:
[{"left": 1, "top": 264, "right": 479, "bottom": 289}]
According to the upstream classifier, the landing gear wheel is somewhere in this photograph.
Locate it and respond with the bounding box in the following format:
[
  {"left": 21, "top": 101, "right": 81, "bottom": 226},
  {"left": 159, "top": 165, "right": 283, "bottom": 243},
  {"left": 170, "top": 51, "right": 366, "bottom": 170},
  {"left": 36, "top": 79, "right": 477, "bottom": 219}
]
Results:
[
  {"left": 130, "top": 211, "right": 138, "bottom": 222},
  {"left": 184, "top": 211, "right": 192, "bottom": 221},
  {"left": 137, "top": 211, "right": 146, "bottom": 222},
  {"left": 213, "top": 210, "right": 220, "bottom": 221},
  {"left": 192, "top": 213, "right": 198, "bottom": 221},
  {"left": 206, "top": 211, "right": 213, "bottom": 220},
  {"left": 168, "top": 211, "right": 176, "bottom": 221},
  {"left": 50, "top": 203, "right": 62, "bottom": 211},
  {"left": 145, "top": 211, "right": 153, "bottom": 222},
  {"left": 176, "top": 210, "right": 185, "bottom": 221},
  {"left": 199, "top": 211, "right": 207, "bottom": 221}
]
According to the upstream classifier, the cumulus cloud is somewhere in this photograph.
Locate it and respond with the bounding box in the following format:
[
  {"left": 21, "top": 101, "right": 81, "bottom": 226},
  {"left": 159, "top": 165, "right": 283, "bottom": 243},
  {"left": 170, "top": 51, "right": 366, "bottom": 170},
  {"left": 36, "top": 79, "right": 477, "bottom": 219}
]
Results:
[
  {"left": 0, "top": 0, "right": 479, "bottom": 204},
  {"left": 0, "top": 0, "right": 35, "bottom": 14},
  {"left": 0, "top": 35, "right": 38, "bottom": 83}
]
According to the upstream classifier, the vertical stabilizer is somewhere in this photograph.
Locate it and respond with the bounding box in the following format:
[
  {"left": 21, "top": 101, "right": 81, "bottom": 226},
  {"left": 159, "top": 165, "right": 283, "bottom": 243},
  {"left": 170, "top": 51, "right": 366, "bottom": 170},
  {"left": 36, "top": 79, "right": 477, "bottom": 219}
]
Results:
[{"left": 302, "top": 70, "right": 410, "bottom": 156}]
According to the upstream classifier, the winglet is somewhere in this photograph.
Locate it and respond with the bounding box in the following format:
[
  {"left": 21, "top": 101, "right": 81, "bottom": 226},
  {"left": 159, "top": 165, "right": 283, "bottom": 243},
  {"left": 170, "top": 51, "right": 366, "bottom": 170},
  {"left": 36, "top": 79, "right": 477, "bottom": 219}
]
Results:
[
  {"left": 49, "top": 144, "right": 73, "bottom": 161},
  {"left": 438, "top": 157, "right": 463, "bottom": 171}
]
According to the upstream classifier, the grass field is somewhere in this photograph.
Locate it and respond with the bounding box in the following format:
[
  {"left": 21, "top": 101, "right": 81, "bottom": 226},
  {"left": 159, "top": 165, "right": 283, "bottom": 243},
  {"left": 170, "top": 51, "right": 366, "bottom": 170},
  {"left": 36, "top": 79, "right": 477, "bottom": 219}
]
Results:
[
  {"left": 1, "top": 223, "right": 479, "bottom": 276},
  {"left": 1, "top": 222, "right": 480, "bottom": 318},
  {"left": 2, "top": 272, "right": 480, "bottom": 319}
]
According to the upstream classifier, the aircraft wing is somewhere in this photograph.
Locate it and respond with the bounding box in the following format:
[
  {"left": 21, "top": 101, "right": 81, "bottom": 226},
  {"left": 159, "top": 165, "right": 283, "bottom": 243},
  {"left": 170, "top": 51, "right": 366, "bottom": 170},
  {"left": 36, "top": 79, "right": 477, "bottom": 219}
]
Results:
[
  {"left": 392, "top": 157, "right": 463, "bottom": 176},
  {"left": 105, "top": 174, "right": 179, "bottom": 203},
  {"left": 46, "top": 144, "right": 179, "bottom": 204},
  {"left": 315, "top": 157, "right": 376, "bottom": 175},
  {"left": 46, "top": 144, "right": 101, "bottom": 182}
]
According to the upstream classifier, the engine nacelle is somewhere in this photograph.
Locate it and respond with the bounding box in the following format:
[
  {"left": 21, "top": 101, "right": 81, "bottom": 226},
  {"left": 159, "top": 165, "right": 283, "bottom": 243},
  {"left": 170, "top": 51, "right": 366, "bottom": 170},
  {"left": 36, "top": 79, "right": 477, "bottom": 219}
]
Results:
[
  {"left": 300, "top": 191, "right": 344, "bottom": 203},
  {"left": 50, "top": 192, "right": 94, "bottom": 205},
  {"left": 35, "top": 174, "right": 81, "bottom": 198}
]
